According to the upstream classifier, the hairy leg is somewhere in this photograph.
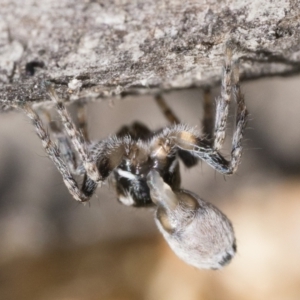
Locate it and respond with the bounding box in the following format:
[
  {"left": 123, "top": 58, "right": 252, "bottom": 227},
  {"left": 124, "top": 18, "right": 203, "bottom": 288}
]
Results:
[
  {"left": 158, "top": 69, "right": 248, "bottom": 177},
  {"left": 154, "top": 94, "right": 198, "bottom": 167},
  {"left": 154, "top": 94, "right": 180, "bottom": 124},
  {"left": 76, "top": 101, "right": 90, "bottom": 143},
  {"left": 17, "top": 103, "right": 90, "bottom": 202},
  {"left": 46, "top": 84, "right": 100, "bottom": 182},
  {"left": 40, "top": 108, "right": 79, "bottom": 174},
  {"left": 213, "top": 46, "right": 234, "bottom": 151}
]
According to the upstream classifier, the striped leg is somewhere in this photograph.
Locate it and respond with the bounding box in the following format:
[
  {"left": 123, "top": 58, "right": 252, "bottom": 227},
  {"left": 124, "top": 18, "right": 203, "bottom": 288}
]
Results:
[
  {"left": 40, "top": 109, "right": 79, "bottom": 174},
  {"left": 213, "top": 46, "right": 233, "bottom": 151},
  {"left": 46, "top": 85, "right": 100, "bottom": 182},
  {"left": 18, "top": 103, "right": 90, "bottom": 202},
  {"left": 202, "top": 88, "right": 214, "bottom": 144},
  {"left": 154, "top": 94, "right": 198, "bottom": 167}
]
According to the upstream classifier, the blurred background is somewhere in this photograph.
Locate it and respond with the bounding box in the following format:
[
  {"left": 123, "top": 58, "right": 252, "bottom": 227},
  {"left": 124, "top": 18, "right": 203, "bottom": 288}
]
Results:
[{"left": 0, "top": 75, "right": 300, "bottom": 300}]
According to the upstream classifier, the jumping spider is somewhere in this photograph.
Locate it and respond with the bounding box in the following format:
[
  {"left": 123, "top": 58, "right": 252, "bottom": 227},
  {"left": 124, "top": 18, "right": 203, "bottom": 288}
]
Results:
[{"left": 2, "top": 47, "right": 248, "bottom": 270}]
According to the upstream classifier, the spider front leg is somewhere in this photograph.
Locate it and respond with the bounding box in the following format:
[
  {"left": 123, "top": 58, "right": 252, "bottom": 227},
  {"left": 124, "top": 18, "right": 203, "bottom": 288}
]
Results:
[
  {"left": 147, "top": 170, "right": 236, "bottom": 269},
  {"left": 19, "top": 100, "right": 134, "bottom": 201},
  {"left": 46, "top": 84, "right": 100, "bottom": 182},
  {"left": 38, "top": 99, "right": 93, "bottom": 177},
  {"left": 154, "top": 94, "right": 180, "bottom": 124},
  {"left": 214, "top": 58, "right": 248, "bottom": 174},
  {"left": 17, "top": 103, "right": 90, "bottom": 202},
  {"left": 39, "top": 108, "right": 79, "bottom": 175}
]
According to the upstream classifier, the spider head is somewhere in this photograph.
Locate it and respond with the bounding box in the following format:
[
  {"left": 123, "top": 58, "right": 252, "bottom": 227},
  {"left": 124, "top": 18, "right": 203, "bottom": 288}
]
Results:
[{"left": 147, "top": 170, "right": 236, "bottom": 270}]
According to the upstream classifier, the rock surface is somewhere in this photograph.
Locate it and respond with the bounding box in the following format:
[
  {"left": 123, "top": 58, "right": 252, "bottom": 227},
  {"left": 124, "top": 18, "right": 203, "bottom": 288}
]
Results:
[{"left": 0, "top": 0, "right": 300, "bottom": 103}]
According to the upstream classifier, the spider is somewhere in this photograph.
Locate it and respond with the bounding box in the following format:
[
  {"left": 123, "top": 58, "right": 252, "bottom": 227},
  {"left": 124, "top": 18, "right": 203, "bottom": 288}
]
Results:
[{"left": 2, "top": 46, "right": 248, "bottom": 270}]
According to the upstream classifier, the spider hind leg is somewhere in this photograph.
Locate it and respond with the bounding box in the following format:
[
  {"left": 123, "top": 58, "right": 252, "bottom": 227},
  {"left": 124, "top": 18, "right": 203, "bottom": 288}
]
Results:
[{"left": 158, "top": 49, "right": 248, "bottom": 175}]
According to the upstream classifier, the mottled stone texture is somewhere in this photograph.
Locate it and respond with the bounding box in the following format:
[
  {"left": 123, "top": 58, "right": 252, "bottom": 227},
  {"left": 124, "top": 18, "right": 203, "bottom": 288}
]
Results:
[{"left": 0, "top": 0, "right": 300, "bottom": 103}]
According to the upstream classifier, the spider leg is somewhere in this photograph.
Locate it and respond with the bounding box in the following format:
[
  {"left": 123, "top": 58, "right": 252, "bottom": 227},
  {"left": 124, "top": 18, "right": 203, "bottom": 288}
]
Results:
[
  {"left": 17, "top": 103, "right": 90, "bottom": 202},
  {"left": 229, "top": 61, "right": 248, "bottom": 173},
  {"left": 159, "top": 54, "right": 248, "bottom": 175},
  {"left": 154, "top": 94, "right": 180, "bottom": 124},
  {"left": 89, "top": 136, "right": 134, "bottom": 179},
  {"left": 213, "top": 46, "right": 234, "bottom": 151},
  {"left": 7, "top": 102, "right": 134, "bottom": 201},
  {"left": 202, "top": 88, "right": 214, "bottom": 144},
  {"left": 40, "top": 108, "right": 79, "bottom": 174},
  {"left": 76, "top": 101, "right": 90, "bottom": 143},
  {"left": 154, "top": 94, "right": 198, "bottom": 168},
  {"left": 46, "top": 85, "right": 100, "bottom": 182},
  {"left": 199, "top": 47, "right": 248, "bottom": 174}
]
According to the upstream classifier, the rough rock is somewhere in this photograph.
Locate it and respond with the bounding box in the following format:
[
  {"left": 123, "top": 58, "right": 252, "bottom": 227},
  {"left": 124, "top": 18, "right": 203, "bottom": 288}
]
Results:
[{"left": 0, "top": 0, "right": 300, "bottom": 104}]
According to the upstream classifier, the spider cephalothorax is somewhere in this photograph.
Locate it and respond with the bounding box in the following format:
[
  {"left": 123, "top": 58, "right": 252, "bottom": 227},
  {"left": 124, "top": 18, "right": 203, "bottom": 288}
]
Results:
[
  {"left": 92, "top": 124, "right": 199, "bottom": 207},
  {"left": 1, "top": 46, "right": 247, "bottom": 269}
]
